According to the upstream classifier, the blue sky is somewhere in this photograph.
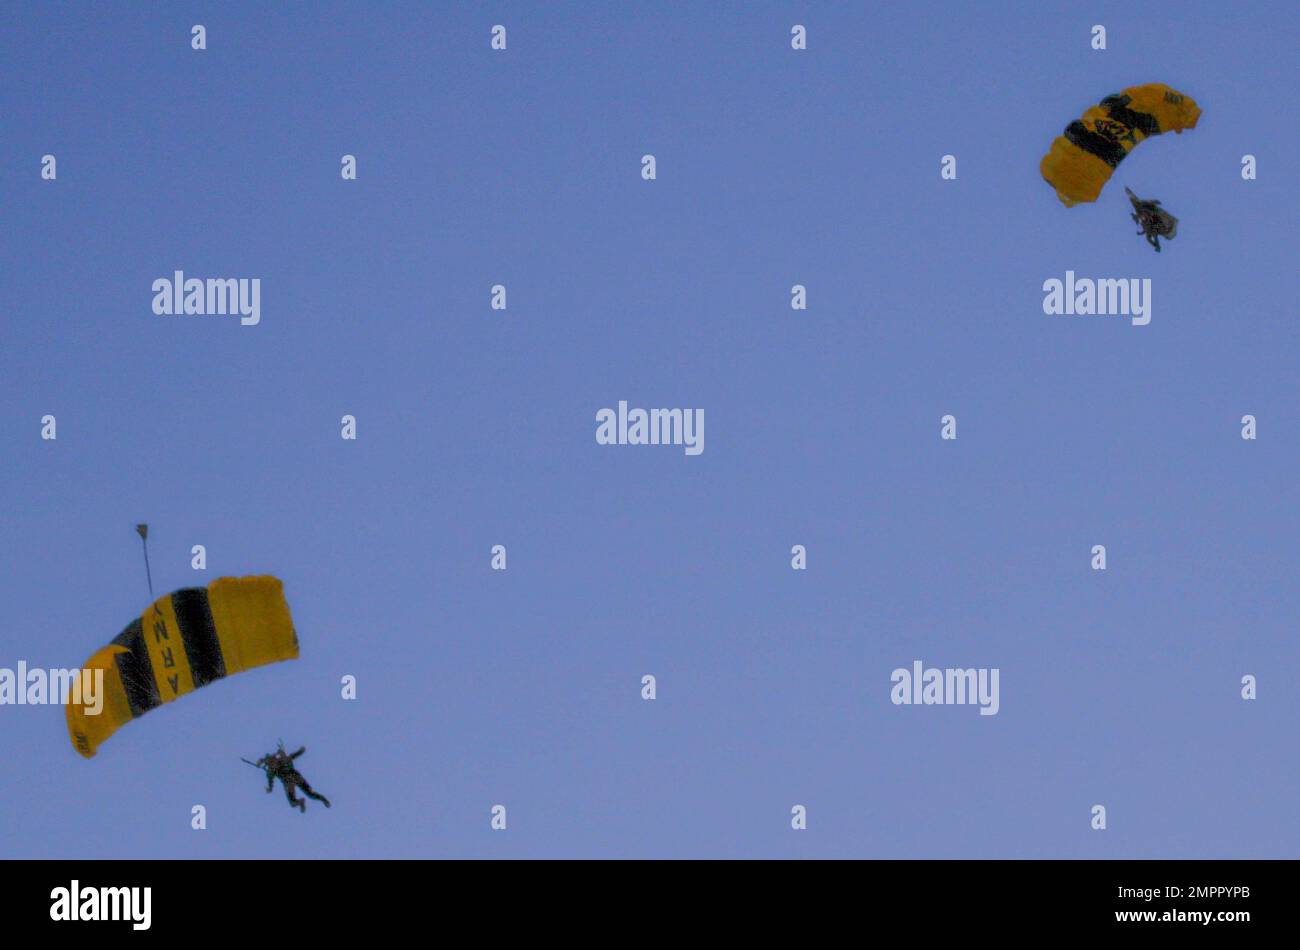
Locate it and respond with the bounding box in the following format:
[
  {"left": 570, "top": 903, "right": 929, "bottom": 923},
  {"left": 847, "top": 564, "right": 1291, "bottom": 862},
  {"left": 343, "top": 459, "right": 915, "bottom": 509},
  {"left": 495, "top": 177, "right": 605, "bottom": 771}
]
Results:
[{"left": 1, "top": 1, "right": 1297, "bottom": 858}]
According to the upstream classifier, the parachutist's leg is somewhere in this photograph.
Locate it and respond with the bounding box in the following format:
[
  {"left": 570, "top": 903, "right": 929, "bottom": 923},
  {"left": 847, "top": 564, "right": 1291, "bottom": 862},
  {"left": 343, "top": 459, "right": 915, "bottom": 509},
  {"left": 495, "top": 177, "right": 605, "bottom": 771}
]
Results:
[
  {"left": 299, "top": 780, "right": 331, "bottom": 808},
  {"left": 284, "top": 782, "right": 305, "bottom": 812}
]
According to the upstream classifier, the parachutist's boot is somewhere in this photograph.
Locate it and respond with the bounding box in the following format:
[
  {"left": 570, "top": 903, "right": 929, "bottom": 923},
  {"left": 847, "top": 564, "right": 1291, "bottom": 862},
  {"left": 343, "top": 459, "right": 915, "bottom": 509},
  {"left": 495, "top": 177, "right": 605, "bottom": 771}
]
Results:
[
  {"left": 300, "top": 782, "right": 330, "bottom": 808},
  {"left": 297, "top": 800, "right": 306, "bottom": 813}
]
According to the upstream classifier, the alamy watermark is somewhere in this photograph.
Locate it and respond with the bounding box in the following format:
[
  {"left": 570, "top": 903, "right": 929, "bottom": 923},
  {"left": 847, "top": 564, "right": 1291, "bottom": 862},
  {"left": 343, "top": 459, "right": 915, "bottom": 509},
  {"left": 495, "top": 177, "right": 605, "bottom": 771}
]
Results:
[
  {"left": 1, "top": 662, "right": 104, "bottom": 713},
  {"left": 1042, "top": 270, "right": 1151, "bottom": 326},
  {"left": 152, "top": 270, "right": 261, "bottom": 325},
  {"left": 50, "top": 881, "right": 151, "bottom": 930},
  {"left": 596, "top": 401, "right": 704, "bottom": 456},
  {"left": 890, "top": 660, "right": 1000, "bottom": 715}
]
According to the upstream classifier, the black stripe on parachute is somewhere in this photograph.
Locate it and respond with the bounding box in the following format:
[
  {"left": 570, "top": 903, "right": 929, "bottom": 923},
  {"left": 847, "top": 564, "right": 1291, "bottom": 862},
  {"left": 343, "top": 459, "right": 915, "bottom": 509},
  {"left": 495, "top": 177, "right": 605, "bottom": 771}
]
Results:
[
  {"left": 1100, "top": 94, "right": 1162, "bottom": 137},
  {"left": 112, "top": 619, "right": 161, "bottom": 718},
  {"left": 1063, "top": 120, "right": 1127, "bottom": 168},
  {"left": 172, "top": 587, "right": 226, "bottom": 687}
]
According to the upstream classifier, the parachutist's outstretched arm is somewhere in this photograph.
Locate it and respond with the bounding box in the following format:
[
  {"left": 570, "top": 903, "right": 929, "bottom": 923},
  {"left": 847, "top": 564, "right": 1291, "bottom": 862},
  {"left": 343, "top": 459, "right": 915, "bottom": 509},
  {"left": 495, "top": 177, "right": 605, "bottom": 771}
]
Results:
[{"left": 290, "top": 746, "right": 305, "bottom": 759}]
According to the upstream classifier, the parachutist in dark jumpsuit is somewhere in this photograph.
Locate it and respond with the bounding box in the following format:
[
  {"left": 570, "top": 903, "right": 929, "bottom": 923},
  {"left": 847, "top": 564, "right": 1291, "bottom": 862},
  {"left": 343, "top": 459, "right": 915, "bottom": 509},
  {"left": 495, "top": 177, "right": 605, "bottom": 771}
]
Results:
[
  {"left": 1125, "top": 187, "right": 1178, "bottom": 252},
  {"left": 257, "top": 745, "right": 331, "bottom": 812}
]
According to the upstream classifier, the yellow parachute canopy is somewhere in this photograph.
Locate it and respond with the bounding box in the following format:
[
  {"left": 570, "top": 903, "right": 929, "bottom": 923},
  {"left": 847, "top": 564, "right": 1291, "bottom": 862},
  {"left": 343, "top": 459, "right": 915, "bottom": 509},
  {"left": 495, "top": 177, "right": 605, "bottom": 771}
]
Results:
[
  {"left": 67, "top": 575, "right": 298, "bottom": 758},
  {"left": 1041, "top": 83, "right": 1201, "bottom": 206}
]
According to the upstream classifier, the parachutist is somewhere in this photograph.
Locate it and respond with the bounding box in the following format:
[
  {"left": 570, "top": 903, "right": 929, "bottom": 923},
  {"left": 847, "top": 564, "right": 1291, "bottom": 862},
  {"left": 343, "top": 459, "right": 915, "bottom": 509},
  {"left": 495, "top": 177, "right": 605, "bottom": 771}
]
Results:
[
  {"left": 1126, "top": 187, "right": 1178, "bottom": 252},
  {"left": 254, "top": 743, "right": 331, "bottom": 812}
]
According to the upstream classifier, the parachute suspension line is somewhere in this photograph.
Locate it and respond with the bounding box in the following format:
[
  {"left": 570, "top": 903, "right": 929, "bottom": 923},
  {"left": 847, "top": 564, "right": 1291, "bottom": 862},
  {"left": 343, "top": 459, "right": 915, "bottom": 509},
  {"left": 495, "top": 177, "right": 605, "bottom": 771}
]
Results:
[{"left": 136, "top": 524, "right": 153, "bottom": 598}]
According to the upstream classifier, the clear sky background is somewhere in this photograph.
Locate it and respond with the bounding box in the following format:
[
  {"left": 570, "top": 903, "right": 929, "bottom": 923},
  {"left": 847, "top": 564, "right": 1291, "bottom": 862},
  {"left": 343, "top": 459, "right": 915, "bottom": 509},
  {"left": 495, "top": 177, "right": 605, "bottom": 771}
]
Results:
[{"left": 1, "top": 1, "right": 1296, "bottom": 858}]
